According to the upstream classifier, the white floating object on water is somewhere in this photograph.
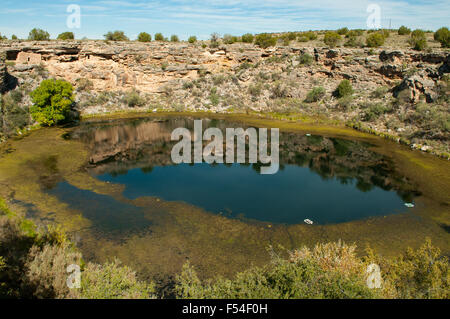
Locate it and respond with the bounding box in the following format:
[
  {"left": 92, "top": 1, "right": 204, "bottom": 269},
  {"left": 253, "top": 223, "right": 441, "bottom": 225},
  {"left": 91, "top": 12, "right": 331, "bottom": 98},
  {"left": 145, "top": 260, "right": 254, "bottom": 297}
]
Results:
[
  {"left": 404, "top": 203, "right": 415, "bottom": 208},
  {"left": 306, "top": 134, "right": 312, "bottom": 137},
  {"left": 304, "top": 219, "right": 314, "bottom": 225},
  {"left": 152, "top": 109, "right": 157, "bottom": 113}
]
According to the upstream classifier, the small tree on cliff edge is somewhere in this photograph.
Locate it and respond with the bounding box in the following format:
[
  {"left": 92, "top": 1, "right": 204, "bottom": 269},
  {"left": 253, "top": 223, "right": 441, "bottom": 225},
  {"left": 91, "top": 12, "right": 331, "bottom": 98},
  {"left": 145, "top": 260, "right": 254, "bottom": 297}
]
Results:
[
  {"left": 30, "top": 79, "right": 75, "bottom": 126},
  {"left": 28, "top": 28, "right": 50, "bottom": 41}
]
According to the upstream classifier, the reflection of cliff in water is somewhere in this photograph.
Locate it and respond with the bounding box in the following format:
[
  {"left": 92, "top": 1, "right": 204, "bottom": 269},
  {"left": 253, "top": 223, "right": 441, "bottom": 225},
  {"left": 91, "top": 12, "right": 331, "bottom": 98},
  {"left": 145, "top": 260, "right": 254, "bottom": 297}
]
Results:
[{"left": 70, "top": 117, "right": 419, "bottom": 202}]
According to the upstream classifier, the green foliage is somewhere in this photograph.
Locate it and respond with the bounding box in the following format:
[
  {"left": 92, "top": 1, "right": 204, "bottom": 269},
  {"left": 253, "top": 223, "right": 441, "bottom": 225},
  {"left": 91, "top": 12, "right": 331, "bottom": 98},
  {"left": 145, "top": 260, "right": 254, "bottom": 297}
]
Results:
[
  {"left": 337, "top": 27, "right": 349, "bottom": 35},
  {"left": 210, "top": 33, "right": 220, "bottom": 48},
  {"left": 362, "top": 103, "right": 391, "bottom": 121},
  {"left": 254, "top": 33, "right": 277, "bottom": 49},
  {"left": 344, "top": 36, "right": 363, "bottom": 48},
  {"left": 434, "top": 27, "right": 450, "bottom": 48},
  {"left": 11, "top": 35, "right": 18, "bottom": 40},
  {"left": 137, "top": 32, "right": 151, "bottom": 42},
  {"left": 248, "top": 83, "right": 263, "bottom": 97},
  {"left": 347, "top": 29, "right": 364, "bottom": 37},
  {"left": 28, "top": 28, "right": 50, "bottom": 41},
  {"left": 104, "top": 31, "right": 129, "bottom": 41},
  {"left": 305, "top": 87, "right": 326, "bottom": 103},
  {"left": 79, "top": 260, "right": 155, "bottom": 299},
  {"left": 223, "top": 34, "right": 238, "bottom": 44},
  {"left": 366, "top": 33, "right": 385, "bottom": 47},
  {"left": 303, "top": 31, "right": 318, "bottom": 40},
  {"left": 398, "top": 26, "right": 411, "bottom": 35},
  {"left": 170, "top": 35, "right": 179, "bottom": 42},
  {"left": 176, "top": 242, "right": 380, "bottom": 299},
  {"left": 241, "top": 33, "right": 254, "bottom": 43},
  {"left": 335, "top": 80, "right": 353, "bottom": 98},
  {"left": 370, "top": 86, "right": 389, "bottom": 99},
  {"left": 29, "top": 79, "right": 75, "bottom": 126},
  {"left": 0, "top": 91, "right": 30, "bottom": 136},
  {"left": 57, "top": 32, "right": 74, "bottom": 40},
  {"left": 323, "top": 31, "right": 341, "bottom": 48},
  {"left": 299, "top": 53, "right": 313, "bottom": 66},
  {"left": 154, "top": 33, "right": 164, "bottom": 41},
  {"left": 188, "top": 36, "right": 197, "bottom": 44},
  {"left": 123, "top": 90, "right": 145, "bottom": 107},
  {"left": 409, "top": 30, "right": 428, "bottom": 51}
]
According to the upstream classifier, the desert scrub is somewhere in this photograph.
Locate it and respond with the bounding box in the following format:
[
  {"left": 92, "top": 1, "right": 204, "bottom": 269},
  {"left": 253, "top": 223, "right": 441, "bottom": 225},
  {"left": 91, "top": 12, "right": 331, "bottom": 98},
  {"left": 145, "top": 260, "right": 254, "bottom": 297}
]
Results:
[
  {"left": 409, "top": 30, "right": 428, "bottom": 51},
  {"left": 434, "top": 27, "right": 450, "bottom": 48},
  {"left": 0, "top": 90, "right": 30, "bottom": 137},
  {"left": 323, "top": 31, "right": 341, "bottom": 48},
  {"left": 254, "top": 33, "right": 277, "bottom": 49},
  {"left": 123, "top": 90, "right": 145, "bottom": 107},
  {"left": 241, "top": 33, "right": 254, "bottom": 43},
  {"left": 298, "top": 53, "right": 313, "bottom": 66},
  {"left": 398, "top": 26, "right": 411, "bottom": 35},
  {"left": 334, "top": 80, "right": 353, "bottom": 98},
  {"left": 304, "top": 87, "right": 326, "bottom": 103},
  {"left": 361, "top": 103, "right": 392, "bottom": 121},
  {"left": 370, "top": 86, "right": 389, "bottom": 99},
  {"left": 137, "top": 32, "right": 151, "bottom": 42},
  {"left": 366, "top": 33, "right": 385, "bottom": 48}
]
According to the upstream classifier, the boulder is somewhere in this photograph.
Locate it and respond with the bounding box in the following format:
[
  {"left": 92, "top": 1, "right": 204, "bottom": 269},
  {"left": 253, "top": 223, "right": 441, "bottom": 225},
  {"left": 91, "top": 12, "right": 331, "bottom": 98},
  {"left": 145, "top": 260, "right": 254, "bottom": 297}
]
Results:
[{"left": 393, "top": 74, "right": 437, "bottom": 103}]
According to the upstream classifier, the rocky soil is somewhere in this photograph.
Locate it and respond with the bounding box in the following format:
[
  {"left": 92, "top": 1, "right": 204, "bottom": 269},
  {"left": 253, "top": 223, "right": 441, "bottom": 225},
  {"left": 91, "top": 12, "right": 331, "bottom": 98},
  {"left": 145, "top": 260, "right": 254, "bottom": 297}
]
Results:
[{"left": 0, "top": 40, "right": 449, "bottom": 155}]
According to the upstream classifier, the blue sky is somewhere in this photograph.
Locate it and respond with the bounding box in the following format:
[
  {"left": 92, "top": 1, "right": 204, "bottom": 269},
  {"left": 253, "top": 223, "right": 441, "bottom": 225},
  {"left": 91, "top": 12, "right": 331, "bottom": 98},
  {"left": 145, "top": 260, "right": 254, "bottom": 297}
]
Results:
[{"left": 0, "top": 0, "right": 448, "bottom": 40}]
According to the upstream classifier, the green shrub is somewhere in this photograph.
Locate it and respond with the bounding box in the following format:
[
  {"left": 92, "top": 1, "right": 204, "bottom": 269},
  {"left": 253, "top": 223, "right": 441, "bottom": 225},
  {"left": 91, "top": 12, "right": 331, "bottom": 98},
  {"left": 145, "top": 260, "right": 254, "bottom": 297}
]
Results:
[
  {"left": 28, "top": 28, "right": 50, "bottom": 41},
  {"left": 104, "top": 31, "right": 128, "bottom": 41},
  {"left": 398, "top": 26, "right": 411, "bottom": 35},
  {"left": 344, "top": 36, "right": 363, "bottom": 48},
  {"left": 154, "top": 33, "right": 164, "bottom": 41},
  {"left": 366, "top": 33, "right": 385, "bottom": 47},
  {"left": 409, "top": 30, "right": 427, "bottom": 50},
  {"left": 379, "top": 29, "right": 390, "bottom": 38},
  {"left": 123, "top": 90, "right": 145, "bottom": 107},
  {"left": 335, "top": 80, "right": 353, "bottom": 98},
  {"left": 347, "top": 29, "right": 364, "bottom": 37},
  {"left": 299, "top": 53, "right": 313, "bottom": 66},
  {"left": 137, "top": 32, "right": 151, "bottom": 42},
  {"left": 323, "top": 31, "right": 341, "bottom": 48},
  {"left": 303, "top": 31, "right": 318, "bottom": 40},
  {"left": 210, "top": 33, "right": 220, "bottom": 48},
  {"left": 176, "top": 242, "right": 380, "bottom": 299},
  {"left": 254, "top": 33, "right": 277, "bottom": 49},
  {"left": 11, "top": 35, "right": 18, "bottom": 40},
  {"left": 170, "top": 35, "right": 179, "bottom": 42},
  {"left": 297, "top": 36, "right": 309, "bottom": 42},
  {"left": 305, "top": 87, "right": 326, "bottom": 103},
  {"left": 29, "top": 79, "right": 75, "bottom": 126},
  {"left": 188, "top": 36, "right": 197, "bottom": 44},
  {"left": 0, "top": 91, "right": 29, "bottom": 136},
  {"left": 223, "top": 34, "right": 237, "bottom": 44},
  {"left": 57, "top": 32, "right": 74, "bottom": 40},
  {"left": 434, "top": 27, "right": 450, "bottom": 48},
  {"left": 79, "top": 260, "right": 155, "bottom": 299},
  {"left": 248, "top": 83, "right": 263, "bottom": 97},
  {"left": 362, "top": 103, "right": 391, "bottom": 121},
  {"left": 241, "top": 33, "right": 254, "bottom": 43},
  {"left": 337, "top": 27, "right": 349, "bottom": 35},
  {"left": 371, "top": 86, "right": 389, "bottom": 99}
]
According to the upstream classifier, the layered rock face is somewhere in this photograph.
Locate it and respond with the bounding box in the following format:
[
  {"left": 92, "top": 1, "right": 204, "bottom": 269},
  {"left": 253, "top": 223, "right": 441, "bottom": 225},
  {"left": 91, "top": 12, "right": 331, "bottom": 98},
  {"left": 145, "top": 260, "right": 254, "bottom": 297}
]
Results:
[
  {"left": 0, "top": 40, "right": 448, "bottom": 97},
  {"left": 0, "top": 52, "right": 6, "bottom": 93}
]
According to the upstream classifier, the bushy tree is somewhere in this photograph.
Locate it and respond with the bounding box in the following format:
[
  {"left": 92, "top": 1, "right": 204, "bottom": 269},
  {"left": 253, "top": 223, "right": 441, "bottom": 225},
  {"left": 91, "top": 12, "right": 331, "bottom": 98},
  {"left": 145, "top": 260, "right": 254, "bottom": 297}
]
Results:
[
  {"left": 398, "top": 26, "right": 411, "bottom": 35},
  {"left": 409, "top": 29, "right": 427, "bottom": 51},
  {"left": 303, "top": 31, "right": 318, "bottom": 40},
  {"left": 254, "top": 33, "right": 277, "bottom": 48},
  {"left": 28, "top": 28, "right": 50, "bottom": 41},
  {"left": 223, "top": 34, "right": 238, "bottom": 44},
  {"left": 29, "top": 79, "right": 75, "bottom": 126},
  {"left": 305, "top": 87, "right": 326, "bottom": 103},
  {"left": 337, "top": 27, "right": 349, "bottom": 35},
  {"left": 188, "top": 36, "right": 197, "bottom": 43},
  {"left": 241, "top": 33, "right": 254, "bottom": 43},
  {"left": 104, "top": 31, "right": 128, "bottom": 41},
  {"left": 335, "top": 80, "right": 353, "bottom": 98},
  {"left": 137, "top": 32, "right": 151, "bottom": 42},
  {"left": 323, "top": 31, "right": 341, "bottom": 48},
  {"left": 170, "top": 34, "right": 179, "bottom": 42},
  {"left": 57, "top": 32, "right": 74, "bottom": 40},
  {"left": 366, "top": 33, "right": 385, "bottom": 47},
  {"left": 434, "top": 27, "right": 449, "bottom": 48},
  {"left": 154, "top": 33, "right": 164, "bottom": 41},
  {"left": 11, "top": 35, "right": 18, "bottom": 40}
]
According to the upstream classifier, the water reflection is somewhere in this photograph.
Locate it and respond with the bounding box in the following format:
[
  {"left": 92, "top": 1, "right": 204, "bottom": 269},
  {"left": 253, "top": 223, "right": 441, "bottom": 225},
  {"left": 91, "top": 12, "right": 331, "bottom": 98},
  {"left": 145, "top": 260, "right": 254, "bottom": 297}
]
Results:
[{"left": 64, "top": 117, "right": 418, "bottom": 224}]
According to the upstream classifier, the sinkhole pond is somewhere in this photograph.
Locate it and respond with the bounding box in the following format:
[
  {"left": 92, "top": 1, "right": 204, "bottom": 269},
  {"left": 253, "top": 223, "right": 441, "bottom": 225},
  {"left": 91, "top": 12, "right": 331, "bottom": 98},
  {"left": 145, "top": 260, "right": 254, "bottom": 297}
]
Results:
[
  {"left": 2, "top": 114, "right": 448, "bottom": 281},
  {"left": 62, "top": 117, "right": 417, "bottom": 225}
]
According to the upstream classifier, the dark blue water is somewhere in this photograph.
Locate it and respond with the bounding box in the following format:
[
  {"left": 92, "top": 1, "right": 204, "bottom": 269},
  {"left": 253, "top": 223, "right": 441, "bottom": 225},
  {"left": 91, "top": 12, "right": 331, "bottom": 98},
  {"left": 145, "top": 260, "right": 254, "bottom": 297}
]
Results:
[
  {"left": 95, "top": 163, "right": 406, "bottom": 224},
  {"left": 52, "top": 117, "right": 416, "bottom": 226}
]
